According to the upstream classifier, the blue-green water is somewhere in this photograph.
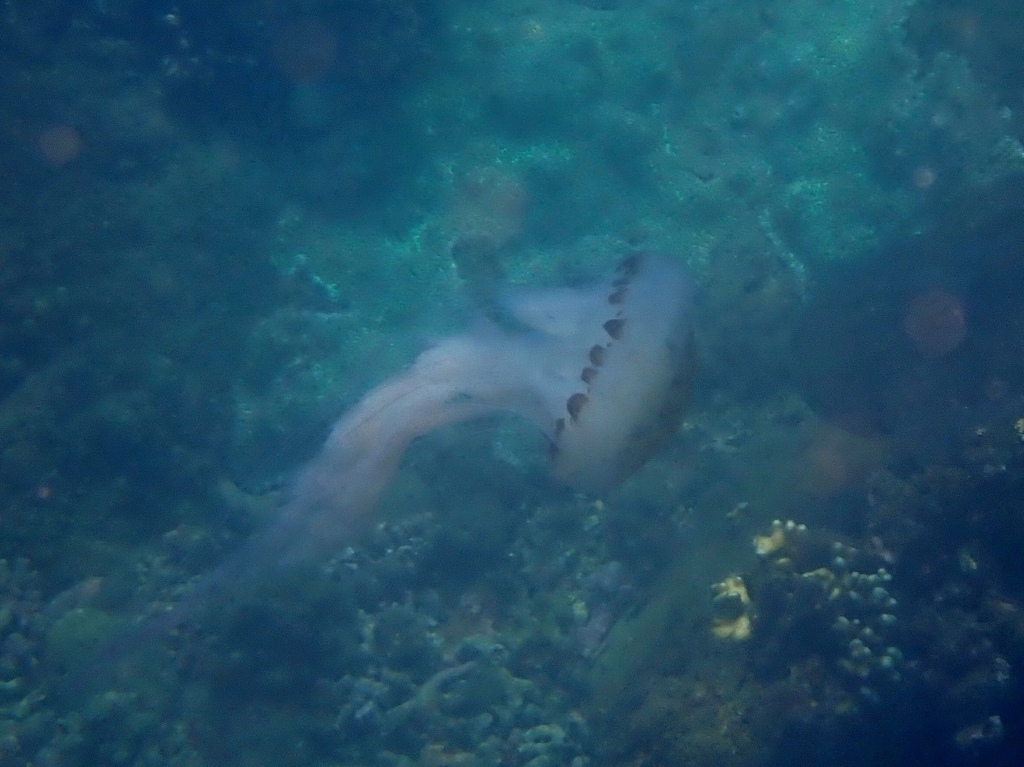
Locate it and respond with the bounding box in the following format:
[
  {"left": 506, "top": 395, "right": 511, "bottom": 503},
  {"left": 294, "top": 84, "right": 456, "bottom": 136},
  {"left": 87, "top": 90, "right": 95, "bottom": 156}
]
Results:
[{"left": 1, "top": 1, "right": 1022, "bottom": 766}]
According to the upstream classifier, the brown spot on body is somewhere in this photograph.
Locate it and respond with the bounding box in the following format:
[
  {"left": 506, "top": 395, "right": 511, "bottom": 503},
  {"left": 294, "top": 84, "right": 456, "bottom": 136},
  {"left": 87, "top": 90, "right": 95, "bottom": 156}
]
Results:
[
  {"left": 567, "top": 392, "right": 589, "bottom": 421},
  {"left": 554, "top": 417, "right": 565, "bottom": 439},
  {"left": 617, "top": 254, "right": 640, "bottom": 276},
  {"left": 589, "top": 344, "right": 607, "bottom": 366},
  {"left": 581, "top": 366, "right": 597, "bottom": 384},
  {"left": 603, "top": 318, "right": 625, "bottom": 339},
  {"left": 608, "top": 285, "right": 628, "bottom": 304}
]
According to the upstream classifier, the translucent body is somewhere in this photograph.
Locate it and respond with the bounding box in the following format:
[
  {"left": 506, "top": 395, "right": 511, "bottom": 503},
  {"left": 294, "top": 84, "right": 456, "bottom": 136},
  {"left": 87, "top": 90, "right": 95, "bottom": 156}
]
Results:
[{"left": 89, "top": 252, "right": 696, "bottom": 670}]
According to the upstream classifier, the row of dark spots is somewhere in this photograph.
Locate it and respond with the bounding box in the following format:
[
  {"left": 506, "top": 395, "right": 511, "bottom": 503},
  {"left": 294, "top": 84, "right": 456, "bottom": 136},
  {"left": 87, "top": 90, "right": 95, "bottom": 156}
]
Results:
[
  {"left": 553, "top": 254, "right": 643, "bottom": 444},
  {"left": 563, "top": 293, "right": 631, "bottom": 423}
]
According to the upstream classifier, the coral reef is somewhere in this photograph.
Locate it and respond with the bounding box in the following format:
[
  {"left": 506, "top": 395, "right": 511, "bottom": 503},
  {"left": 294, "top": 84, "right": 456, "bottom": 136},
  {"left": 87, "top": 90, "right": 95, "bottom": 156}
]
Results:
[{"left": 738, "top": 519, "right": 907, "bottom": 701}]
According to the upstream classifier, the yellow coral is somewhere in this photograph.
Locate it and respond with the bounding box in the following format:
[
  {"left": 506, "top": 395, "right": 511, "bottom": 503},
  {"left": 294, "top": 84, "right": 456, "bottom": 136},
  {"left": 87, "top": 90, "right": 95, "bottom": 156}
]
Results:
[
  {"left": 713, "top": 575, "right": 750, "bottom": 603},
  {"left": 712, "top": 612, "right": 752, "bottom": 641},
  {"left": 711, "top": 575, "right": 753, "bottom": 640},
  {"left": 753, "top": 527, "right": 786, "bottom": 556},
  {"left": 757, "top": 520, "right": 786, "bottom": 557},
  {"left": 754, "top": 519, "right": 807, "bottom": 556}
]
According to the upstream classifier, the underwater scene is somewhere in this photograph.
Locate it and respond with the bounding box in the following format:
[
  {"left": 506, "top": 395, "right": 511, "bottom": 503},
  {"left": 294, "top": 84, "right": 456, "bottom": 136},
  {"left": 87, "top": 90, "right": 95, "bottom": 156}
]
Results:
[{"left": 2, "top": 0, "right": 1024, "bottom": 765}]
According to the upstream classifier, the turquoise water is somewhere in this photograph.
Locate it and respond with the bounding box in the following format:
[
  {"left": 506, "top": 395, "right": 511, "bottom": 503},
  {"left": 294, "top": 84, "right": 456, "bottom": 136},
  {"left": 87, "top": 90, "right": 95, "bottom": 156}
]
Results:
[{"left": 1, "top": 1, "right": 1022, "bottom": 765}]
